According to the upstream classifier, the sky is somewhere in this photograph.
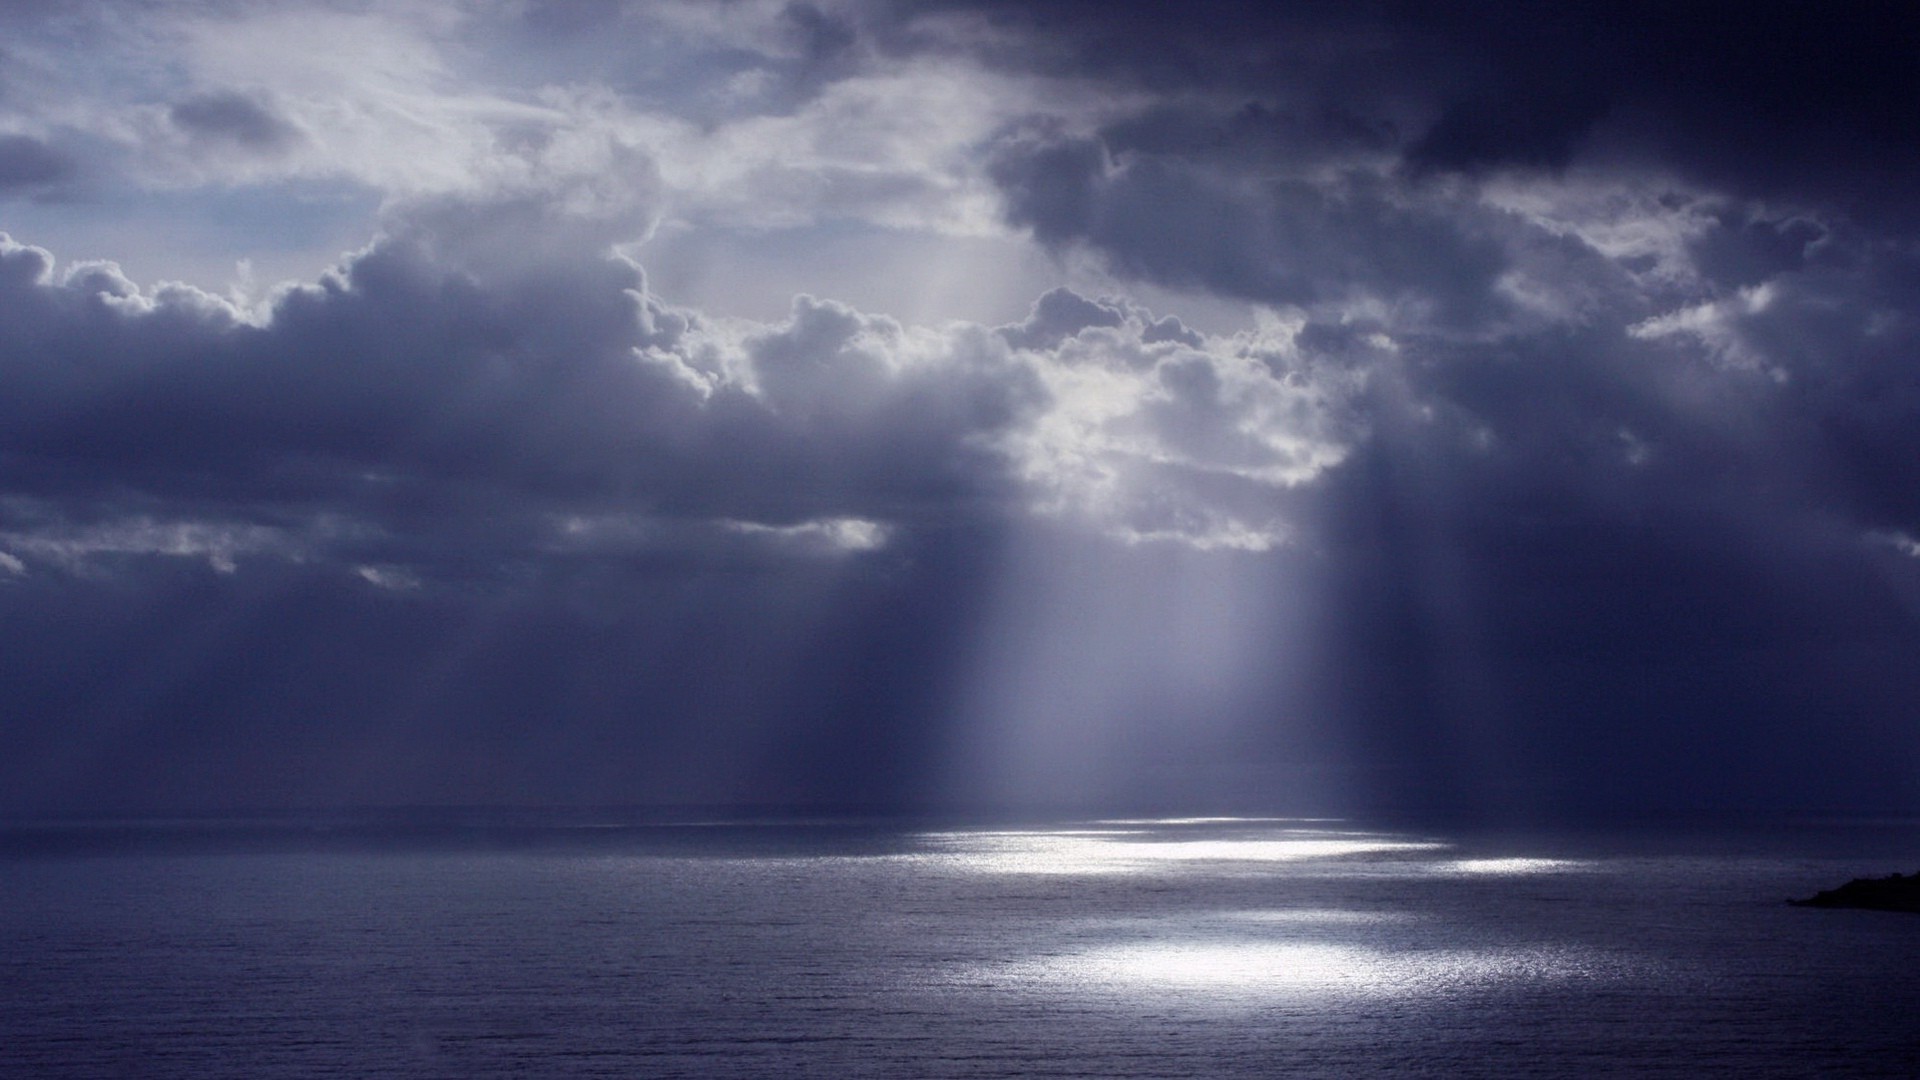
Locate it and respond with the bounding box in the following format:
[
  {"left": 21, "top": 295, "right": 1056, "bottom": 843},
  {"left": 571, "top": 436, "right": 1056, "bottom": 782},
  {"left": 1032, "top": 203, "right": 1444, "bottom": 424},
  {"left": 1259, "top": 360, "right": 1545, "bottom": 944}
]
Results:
[{"left": 3, "top": 0, "right": 1919, "bottom": 822}]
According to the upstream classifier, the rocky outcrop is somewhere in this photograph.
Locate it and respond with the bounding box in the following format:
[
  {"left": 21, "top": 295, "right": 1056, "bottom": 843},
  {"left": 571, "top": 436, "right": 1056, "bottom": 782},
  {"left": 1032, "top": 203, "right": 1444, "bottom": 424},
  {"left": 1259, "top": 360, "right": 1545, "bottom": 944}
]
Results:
[{"left": 1789, "top": 871, "right": 1920, "bottom": 912}]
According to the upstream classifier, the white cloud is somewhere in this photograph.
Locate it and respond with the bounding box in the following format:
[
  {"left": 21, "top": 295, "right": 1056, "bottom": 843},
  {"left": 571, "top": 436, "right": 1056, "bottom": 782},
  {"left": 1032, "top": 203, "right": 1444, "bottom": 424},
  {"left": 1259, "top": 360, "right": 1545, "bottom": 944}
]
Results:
[
  {"left": 1481, "top": 173, "right": 1721, "bottom": 289},
  {"left": 1869, "top": 530, "right": 1920, "bottom": 559},
  {"left": 726, "top": 516, "right": 890, "bottom": 554},
  {"left": 354, "top": 563, "right": 422, "bottom": 590},
  {"left": 1630, "top": 282, "right": 1780, "bottom": 371},
  {"left": 1004, "top": 300, "right": 1357, "bottom": 551},
  {"left": 0, "top": 518, "right": 299, "bottom": 575}
]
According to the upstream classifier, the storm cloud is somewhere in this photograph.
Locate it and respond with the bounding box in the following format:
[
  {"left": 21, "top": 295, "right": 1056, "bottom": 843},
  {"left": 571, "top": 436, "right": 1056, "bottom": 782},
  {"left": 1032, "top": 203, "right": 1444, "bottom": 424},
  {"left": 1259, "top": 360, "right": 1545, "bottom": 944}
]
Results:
[{"left": 2, "top": 0, "right": 1918, "bottom": 821}]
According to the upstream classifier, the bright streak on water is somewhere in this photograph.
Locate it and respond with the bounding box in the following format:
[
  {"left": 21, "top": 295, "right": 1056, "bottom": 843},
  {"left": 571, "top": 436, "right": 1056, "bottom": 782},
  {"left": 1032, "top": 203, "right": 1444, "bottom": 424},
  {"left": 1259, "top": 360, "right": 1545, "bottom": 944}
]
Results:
[
  {"left": 1222, "top": 907, "right": 1415, "bottom": 924},
  {"left": 1017, "top": 940, "right": 1610, "bottom": 1000},
  {"left": 917, "top": 826, "right": 1447, "bottom": 875},
  {"left": 1444, "top": 857, "right": 1587, "bottom": 875},
  {"left": 1092, "top": 816, "right": 1337, "bottom": 826}
]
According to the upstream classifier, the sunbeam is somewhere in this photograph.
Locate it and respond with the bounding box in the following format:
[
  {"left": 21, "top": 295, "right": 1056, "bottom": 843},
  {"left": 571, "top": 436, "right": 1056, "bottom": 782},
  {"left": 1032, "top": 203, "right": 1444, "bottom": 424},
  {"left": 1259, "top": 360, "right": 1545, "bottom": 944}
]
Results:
[{"left": 939, "top": 522, "right": 1330, "bottom": 814}]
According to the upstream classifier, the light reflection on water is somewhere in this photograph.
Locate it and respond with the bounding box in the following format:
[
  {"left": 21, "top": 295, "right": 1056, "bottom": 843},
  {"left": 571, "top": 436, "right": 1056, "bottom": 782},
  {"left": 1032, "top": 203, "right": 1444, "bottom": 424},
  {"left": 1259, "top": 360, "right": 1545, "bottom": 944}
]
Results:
[
  {"left": 1092, "top": 816, "right": 1344, "bottom": 826},
  {"left": 915, "top": 821, "right": 1447, "bottom": 876},
  {"left": 1222, "top": 907, "right": 1412, "bottom": 923},
  {"left": 917, "top": 822, "right": 1629, "bottom": 1005},
  {"left": 1011, "top": 940, "right": 1601, "bottom": 999},
  {"left": 1444, "top": 857, "right": 1587, "bottom": 875}
]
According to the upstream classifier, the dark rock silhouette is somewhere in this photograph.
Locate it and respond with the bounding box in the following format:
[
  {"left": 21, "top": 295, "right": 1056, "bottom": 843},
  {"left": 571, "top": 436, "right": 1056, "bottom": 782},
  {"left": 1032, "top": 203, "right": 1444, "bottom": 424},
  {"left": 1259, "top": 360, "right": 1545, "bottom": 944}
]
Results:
[{"left": 1789, "top": 871, "right": 1920, "bottom": 913}]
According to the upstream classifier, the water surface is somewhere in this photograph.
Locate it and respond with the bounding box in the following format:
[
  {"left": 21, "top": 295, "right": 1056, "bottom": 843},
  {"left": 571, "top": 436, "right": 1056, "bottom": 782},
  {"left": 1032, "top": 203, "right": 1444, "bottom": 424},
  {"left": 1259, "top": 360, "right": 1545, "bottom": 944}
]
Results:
[{"left": 4, "top": 817, "right": 1917, "bottom": 1077}]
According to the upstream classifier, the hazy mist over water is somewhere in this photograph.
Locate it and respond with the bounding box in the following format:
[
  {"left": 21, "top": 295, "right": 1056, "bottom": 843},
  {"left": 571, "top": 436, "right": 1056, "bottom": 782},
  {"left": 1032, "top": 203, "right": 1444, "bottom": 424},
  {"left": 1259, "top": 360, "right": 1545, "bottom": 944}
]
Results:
[{"left": 5, "top": 817, "right": 1918, "bottom": 1078}]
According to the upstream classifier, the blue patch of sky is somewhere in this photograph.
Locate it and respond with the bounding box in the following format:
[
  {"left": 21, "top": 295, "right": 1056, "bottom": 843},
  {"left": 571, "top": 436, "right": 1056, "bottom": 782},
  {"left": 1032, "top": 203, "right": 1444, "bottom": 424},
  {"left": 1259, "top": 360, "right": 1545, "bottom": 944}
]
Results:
[{"left": 4, "top": 180, "right": 382, "bottom": 289}]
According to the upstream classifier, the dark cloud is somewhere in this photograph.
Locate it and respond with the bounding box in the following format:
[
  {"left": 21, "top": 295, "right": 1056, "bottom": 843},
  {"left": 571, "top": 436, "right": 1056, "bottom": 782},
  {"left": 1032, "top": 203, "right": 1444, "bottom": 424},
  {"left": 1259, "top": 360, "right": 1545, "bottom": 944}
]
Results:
[
  {"left": 983, "top": 128, "right": 1103, "bottom": 245},
  {"left": 958, "top": 0, "right": 1920, "bottom": 335},
  {"left": 1099, "top": 100, "right": 1401, "bottom": 168},
  {"left": 169, "top": 90, "right": 300, "bottom": 152},
  {"left": 0, "top": 133, "right": 74, "bottom": 194},
  {"left": 0, "top": 227, "right": 1038, "bottom": 582},
  {"left": 1404, "top": 91, "right": 1608, "bottom": 176},
  {"left": 893, "top": 0, "right": 1920, "bottom": 223},
  {"left": 988, "top": 125, "right": 1509, "bottom": 322},
  {"left": 781, "top": 1, "right": 863, "bottom": 91},
  {"left": 998, "top": 285, "right": 1123, "bottom": 350}
]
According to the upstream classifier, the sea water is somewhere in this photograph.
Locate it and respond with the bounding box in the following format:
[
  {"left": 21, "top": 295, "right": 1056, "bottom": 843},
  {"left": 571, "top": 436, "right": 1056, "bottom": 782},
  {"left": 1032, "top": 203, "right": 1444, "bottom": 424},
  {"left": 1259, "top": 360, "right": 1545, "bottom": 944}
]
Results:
[{"left": 3, "top": 816, "right": 1917, "bottom": 1077}]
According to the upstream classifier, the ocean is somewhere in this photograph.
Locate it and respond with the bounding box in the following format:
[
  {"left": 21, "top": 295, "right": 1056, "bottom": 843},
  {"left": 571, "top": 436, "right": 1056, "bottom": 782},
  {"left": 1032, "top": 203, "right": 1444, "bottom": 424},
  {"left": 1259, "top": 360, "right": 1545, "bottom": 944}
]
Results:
[{"left": 3, "top": 816, "right": 1917, "bottom": 1077}]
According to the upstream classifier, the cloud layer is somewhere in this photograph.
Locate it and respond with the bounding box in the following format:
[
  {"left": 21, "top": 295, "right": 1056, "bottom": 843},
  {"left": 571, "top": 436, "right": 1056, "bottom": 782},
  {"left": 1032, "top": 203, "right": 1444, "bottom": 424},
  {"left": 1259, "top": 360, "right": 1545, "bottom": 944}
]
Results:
[{"left": 3, "top": 1, "right": 1919, "bottom": 819}]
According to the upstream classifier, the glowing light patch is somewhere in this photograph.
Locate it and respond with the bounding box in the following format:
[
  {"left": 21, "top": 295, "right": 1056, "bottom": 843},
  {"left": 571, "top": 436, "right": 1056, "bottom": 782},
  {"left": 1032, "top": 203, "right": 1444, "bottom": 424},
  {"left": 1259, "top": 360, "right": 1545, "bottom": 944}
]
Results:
[
  {"left": 1077, "top": 942, "right": 1374, "bottom": 990},
  {"left": 354, "top": 564, "right": 422, "bottom": 590},
  {"left": 1012, "top": 941, "right": 1592, "bottom": 1000},
  {"left": 1444, "top": 858, "right": 1585, "bottom": 875},
  {"left": 919, "top": 828, "right": 1447, "bottom": 876},
  {"left": 1223, "top": 908, "right": 1411, "bottom": 925},
  {"left": 1868, "top": 530, "right": 1920, "bottom": 559},
  {"left": 1093, "top": 816, "right": 1335, "bottom": 826},
  {"left": 726, "top": 516, "right": 889, "bottom": 553}
]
